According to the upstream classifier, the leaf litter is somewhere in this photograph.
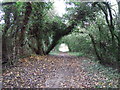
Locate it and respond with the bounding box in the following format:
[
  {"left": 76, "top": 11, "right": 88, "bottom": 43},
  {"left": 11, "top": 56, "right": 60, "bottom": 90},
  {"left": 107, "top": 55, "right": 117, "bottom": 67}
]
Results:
[{"left": 2, "top": 53, "right": 120, "bottom": 88}]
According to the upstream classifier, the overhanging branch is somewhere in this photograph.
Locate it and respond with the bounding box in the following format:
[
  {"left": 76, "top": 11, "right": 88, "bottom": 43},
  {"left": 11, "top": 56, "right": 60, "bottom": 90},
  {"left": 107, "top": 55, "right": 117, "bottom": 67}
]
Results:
[{"left": 1, "top": 2, "right": 16, "bottom": 6}]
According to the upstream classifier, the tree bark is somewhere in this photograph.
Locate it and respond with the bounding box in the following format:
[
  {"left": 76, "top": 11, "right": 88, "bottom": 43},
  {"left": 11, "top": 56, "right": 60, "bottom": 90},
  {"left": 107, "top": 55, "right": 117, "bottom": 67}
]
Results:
[
  {"left": 2, "top": 36, "right": 8, "bottom": 64},
  {"left": 117, "top": 1, "right": 120, "bottom": 75},
  {"left": 117, "top": 1, "right": 120, "bottom": 57},
  {"left": 45, "top": 35, "right": 62, "bottom": 54},
  {"left": 18, "top": 2, "right": 32, "bottom": 57},
  {"left": 2, "top": 2, "right": 16, "bottom": 6},
  {"left": 89, "top": 34, "right": 102, "bottom": 62},
  {"left": 2, "top": 7, "right": 11, "bottom": 64},
  {"left": 36, "top": 38, "right": 45, "bottom": 55},
  {"left": 19, "top": 2, "right": 32, "bottom": 47}
]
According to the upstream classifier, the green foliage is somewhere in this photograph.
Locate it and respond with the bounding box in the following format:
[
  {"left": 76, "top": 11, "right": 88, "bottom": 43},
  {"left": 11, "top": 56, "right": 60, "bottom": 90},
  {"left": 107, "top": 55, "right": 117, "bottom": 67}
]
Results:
[
  {"left": 49, "top": 51, "right": 60, "bottom": 56},
  {"left": 68, "top": 52, "right": 85, "bottom": 57},
  {"left": 87, "top": 14, "right": 118, "bottom": 63},
  {"left": 60, "top": 31, "right": 92, "bottom": 55},
  {"left": 82, "top": 59, "right": 119, "bottom": 88},
  {"left": 65, "top": 2, "right": 99, "bottom": 24},
  {"left": 1, "top": 2, "right": 119, "bottom": 68},
  {"left": 15, "top": 2, "right": 24, "bottom": 12}
]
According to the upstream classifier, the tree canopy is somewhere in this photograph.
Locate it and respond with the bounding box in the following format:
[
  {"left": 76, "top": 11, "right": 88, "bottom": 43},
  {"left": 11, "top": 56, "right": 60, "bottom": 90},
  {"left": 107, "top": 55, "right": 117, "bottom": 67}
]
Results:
[{"left": 1, "top": 1, "right": 120, "bottom": 68}]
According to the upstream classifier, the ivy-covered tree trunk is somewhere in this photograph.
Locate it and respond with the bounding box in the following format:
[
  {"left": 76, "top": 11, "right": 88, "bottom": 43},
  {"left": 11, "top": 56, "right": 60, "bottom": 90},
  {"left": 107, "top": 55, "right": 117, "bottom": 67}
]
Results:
[{"left": 19, "top": 2, "right": 32, "bottom": 56}]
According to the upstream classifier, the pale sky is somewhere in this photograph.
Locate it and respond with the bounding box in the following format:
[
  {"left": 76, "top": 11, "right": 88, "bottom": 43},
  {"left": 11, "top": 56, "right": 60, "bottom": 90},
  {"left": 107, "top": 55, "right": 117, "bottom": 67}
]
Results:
[{"left": 53, "top": 0, "right": 66, "bottom": 17}]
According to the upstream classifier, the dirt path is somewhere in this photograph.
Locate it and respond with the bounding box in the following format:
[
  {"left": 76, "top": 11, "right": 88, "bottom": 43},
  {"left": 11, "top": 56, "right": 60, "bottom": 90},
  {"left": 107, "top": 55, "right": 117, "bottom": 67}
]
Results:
[{"left": 2, "top": 53, "right": 119, "bottom": 88}]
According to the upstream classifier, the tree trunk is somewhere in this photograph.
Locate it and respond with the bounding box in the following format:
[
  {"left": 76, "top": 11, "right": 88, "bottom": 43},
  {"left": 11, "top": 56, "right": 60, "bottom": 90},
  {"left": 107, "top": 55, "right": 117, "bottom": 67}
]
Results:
[
  {"left": 18, "top": 2, "right": 32, "bottom": 57},
  {"left": 36, "top": 38, "right": 45, "bottom": 55},
  {"left": 117, "top": 1, "right": 120, "bottom": 60},
  {"left": 98, "top": 25, "right": 103, "bottom": 59},
  {"left": 2, "top": 2, "right": 16, "bottom": 5},
  {"left": 19, "top": 2, "right": 32, "bottom": 47},
  {"left": 89, "top": 34, "right": 103, "bottom": 62},
  {"left": 45, "top": 22, "right": 77, "bottom": 54},
  {"left": 96, "top": 3, "right": 116, "bottom": 50},
  {"left": 45, "top": 35, "right": 62, "bottom": 54},
  {"left": 2, "top": 36, "right": 8, "bottom": 64},
  {"left": 117, "top": 1, "right": 120, "bottom": 75},
  {"left": 2, "top": 7, "right": 11, "bottom": 64}
]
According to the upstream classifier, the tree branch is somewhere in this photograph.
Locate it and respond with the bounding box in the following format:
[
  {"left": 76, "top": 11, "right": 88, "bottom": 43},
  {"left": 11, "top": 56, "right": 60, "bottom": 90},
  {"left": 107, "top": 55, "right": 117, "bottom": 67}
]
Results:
[{"left": 1, "top": 2, "right": 16, "bottom": 6}]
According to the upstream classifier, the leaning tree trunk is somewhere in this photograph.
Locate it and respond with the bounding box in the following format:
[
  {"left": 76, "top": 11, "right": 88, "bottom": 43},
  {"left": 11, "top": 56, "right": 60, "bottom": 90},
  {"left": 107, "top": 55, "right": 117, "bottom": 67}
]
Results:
[
  {"left": 45, "top": 34, "right": 62, "bottom": 54},
  {"left": 45, "top": 22, "right": 77, "bottom": 54},
  {"left": 89, "top": 34, "right": 103, "bottom": 63}
]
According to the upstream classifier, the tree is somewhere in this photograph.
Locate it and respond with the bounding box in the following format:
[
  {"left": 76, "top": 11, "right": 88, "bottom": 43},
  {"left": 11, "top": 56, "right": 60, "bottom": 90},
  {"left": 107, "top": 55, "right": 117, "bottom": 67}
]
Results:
[
  {"left": 116, "top": 0, "right": 120, "bottom": 74},
  {"left": 93, "top": 2, "right": 117, "bottom": 58},
  {"left": 46, "top": 2, "right": 98, "bottom": 54},
  {"left": 2, "top": 2, "right": 32, "bottom": 64},
  {"left": 2, "top": 2, "right": 118, "bottom": 67},
  {"left": 2, "top": 6, "right": 11, "bottom": 64},
  {"left": 27, "top": 2, "right": 53, "bottom": 55}
]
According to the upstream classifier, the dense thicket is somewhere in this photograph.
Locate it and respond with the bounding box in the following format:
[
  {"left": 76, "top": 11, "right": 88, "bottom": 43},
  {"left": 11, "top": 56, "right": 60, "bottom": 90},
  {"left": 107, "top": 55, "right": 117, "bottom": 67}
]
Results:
[{"left": 1, "top": 1, "right": 120, "bottom": 68}]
